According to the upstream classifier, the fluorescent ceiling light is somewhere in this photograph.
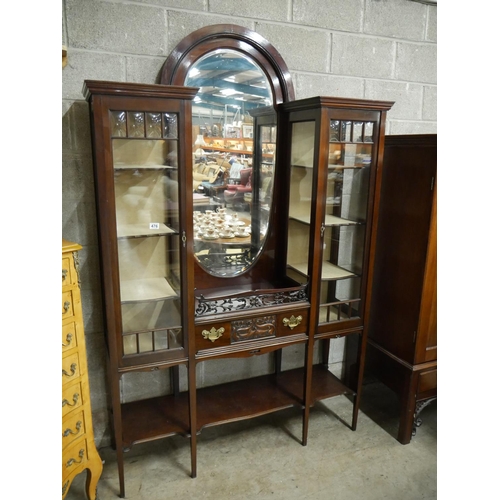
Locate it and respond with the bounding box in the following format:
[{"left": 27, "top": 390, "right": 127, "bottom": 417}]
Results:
[{"left": 220, "top": 88, "right": 242, "bottom": 96}]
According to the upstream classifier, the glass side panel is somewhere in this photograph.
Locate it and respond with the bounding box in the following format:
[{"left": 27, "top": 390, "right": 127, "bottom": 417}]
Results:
[
  {"left": 286, "top": 121, "right": 316, "bottom": 285},
  {"left": 320, "top": 119, "right": 374, "bottom": 325},
  {"left": 110, "top": 110, "right": 183, "bottom": 357}
]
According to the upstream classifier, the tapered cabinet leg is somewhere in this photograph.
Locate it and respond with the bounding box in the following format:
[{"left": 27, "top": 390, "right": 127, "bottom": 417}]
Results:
[{"left": 85, "top": 460, "right": 104, "bottom": 500}]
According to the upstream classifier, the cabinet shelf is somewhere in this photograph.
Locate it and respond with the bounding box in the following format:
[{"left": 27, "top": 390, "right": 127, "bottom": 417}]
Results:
[
  {"left": 120, "top": 277, "right": 178, "bottom": 303},
  {"left": 204, "top": 146, "right": 254, "bottom": 156},
  {"left": 120, "top": 365, "right": 352, "bottom": 448},
  {"left": 288, "top": 261, "right": 356, "bottom": 281},
  {"left": 114, "top": 163, "right": 177, "bottom": 171},
  {"left": 121, "top": 299, "right": 181, "bottom": 334},
  {"left": 117, "top": 223, "right": 176, "bottom": 239},
  {"left": 327, "top": 164, "right": 368, "bottom": 170},
  {"left": 289, "top": 213, "right": 360, "bottom": 226}
]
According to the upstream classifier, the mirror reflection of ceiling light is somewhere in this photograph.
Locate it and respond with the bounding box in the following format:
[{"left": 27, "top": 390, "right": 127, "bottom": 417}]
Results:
[
  {"left": 188, "top": 68, "right": 200, "bottom": 77},
  {"left": 220, "top": 88, "right": 242, "bottom": 96}
]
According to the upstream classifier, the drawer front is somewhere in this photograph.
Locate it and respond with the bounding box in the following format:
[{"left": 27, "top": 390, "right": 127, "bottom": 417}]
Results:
[
  {"left": 62, "top": 256, "right": 77, "bottom": 287},
  {"left": 230, "top": 315, "right": 277, "bottom": 343},
  {"left": 62, "top": 321, "right": 79, "bottom": 354},
  {"left": 62, "top": 381, "right": 83, "bottom": 418},
  {"left": 417, "top": 368, "right": 437, "bottom": 395},
  {"left": 277, "top": 308, "right": 309, "bottom": 337},
  {"left": 62, "top": 436, "right": 88, "bottom": 480},
  {"left": 62, "top": 409, "right": 86, "bottom": 450},
  {"left": 62, "top": 290, "right": 77, "bottom": 319},
  {"left": 62, "top": 352, "right": 81, "bottom": 386},
  {"left": 195, "top": 321, "right": 232, "bottom": 351}
]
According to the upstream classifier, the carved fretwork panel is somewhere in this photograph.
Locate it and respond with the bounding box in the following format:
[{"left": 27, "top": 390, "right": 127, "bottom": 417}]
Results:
[
  {"left": 195, "top": 289, "right": 307, "bottom": 317},
  {"left": 231, "top": 316, "right": 276, "bottom": 342}
]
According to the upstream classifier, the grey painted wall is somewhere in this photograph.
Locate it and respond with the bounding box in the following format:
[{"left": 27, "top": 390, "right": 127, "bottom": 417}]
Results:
[{"left": 62, "top": 0, "right": 437, "bottom": 447}]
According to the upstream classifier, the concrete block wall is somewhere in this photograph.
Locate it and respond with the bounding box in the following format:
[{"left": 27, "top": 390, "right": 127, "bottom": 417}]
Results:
[{"left": 62, "top": 0, "right": 437, "bottom": 447}]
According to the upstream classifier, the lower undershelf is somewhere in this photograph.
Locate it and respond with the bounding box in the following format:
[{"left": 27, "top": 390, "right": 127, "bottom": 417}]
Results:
[{"left": 121, "top": 365, "right": 353, "bottom": 448}]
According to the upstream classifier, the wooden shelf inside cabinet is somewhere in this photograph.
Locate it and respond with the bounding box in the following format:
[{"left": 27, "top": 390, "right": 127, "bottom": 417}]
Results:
[
  {"left": 113, "top": 163, "right": 177, "bottom": 171},
  {"left": 117, "top": 224, "right": 176, "bottom": 239},
  {"left": 120, "top": 365, "right": 351, "bottom": 447},
  {"left": 120, "top": 277, "right": 178, "bottom": 302},
  {"left": 289, "top": 212, "right": 360, "bottom": 227},
  {"left": 288, "top": 262, "right": 356, "bottom": 281},
  {"left": 203, "top": 145, "right": 253, "bottom": 155}
]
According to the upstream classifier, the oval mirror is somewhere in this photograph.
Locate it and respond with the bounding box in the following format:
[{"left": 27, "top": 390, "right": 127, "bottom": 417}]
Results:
[{"left": 161, "top": 25, "right": 294, "bottom": 278}]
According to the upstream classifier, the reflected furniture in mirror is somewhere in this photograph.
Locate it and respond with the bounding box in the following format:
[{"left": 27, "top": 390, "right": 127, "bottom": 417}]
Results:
[
  {"left": 85, "top": 24, "right": 393, "bottom": 497},
  {"left": 366, "top": 135, "right": 437, "bottom": 444}
]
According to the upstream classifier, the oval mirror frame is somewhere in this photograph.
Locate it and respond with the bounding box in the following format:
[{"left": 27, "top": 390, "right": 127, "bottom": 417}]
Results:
[{"left": 161, "top": 25, "right": 294, "bottom": 278}]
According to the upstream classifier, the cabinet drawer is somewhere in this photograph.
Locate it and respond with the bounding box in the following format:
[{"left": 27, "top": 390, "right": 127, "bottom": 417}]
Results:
[
  {"left": 62, "top": 352, "right": 82, "bottom": 386},
  {"left": 195, "top": 321, "right": 232, "bottom": 351},
  {"left": 195, "top": 310, "right": 307, "bottom": 353},
  {"left": 62, "top": 436, "right": 88, "bottom": 480},
  {"left": 62, "top": 381, "right": 83, "bottom": 418},
  {"left": 417, "top": 368, "right": 437, "bottom": 395},
  {"left": 277, "top": 308, "right": 309, "bottom": 337},
  {"left": 62, "top": 290, "right": 78, "bottom": 319},
  {"left": 62, "top": 321, "right": 79, "bottom": 353},
  {"left": 62, "top": 409, "right": 86, "bottom": 449},
  {"left": 62, "top": 256, "right": 78, "bottom": 287}
]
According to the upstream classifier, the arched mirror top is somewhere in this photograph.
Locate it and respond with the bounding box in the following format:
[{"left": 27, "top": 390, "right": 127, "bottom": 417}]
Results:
[{"left": 160, "top": 24, "right": 294, "bottom": 105}]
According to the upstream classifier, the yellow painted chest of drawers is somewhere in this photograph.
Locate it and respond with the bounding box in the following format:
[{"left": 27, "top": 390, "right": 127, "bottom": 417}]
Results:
[{"left": 62, "top": 239, "right": 103, "bottom": 499}]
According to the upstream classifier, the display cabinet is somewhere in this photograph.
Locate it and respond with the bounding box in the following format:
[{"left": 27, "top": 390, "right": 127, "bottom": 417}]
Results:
[
  {"left": 85, "top": 25, "right": 393, "bottom": 498},
  {"left": 278, "top": 97, "right": 393, "bottom": 436},
  {"left": 83, "top": 80, "right": 199, "bottom": 497},
  {"left": 365, "top": 134, "right": 437, "bottom": 444}
]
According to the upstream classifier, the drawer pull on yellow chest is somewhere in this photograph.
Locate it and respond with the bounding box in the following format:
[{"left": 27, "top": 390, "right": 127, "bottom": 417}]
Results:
[
  {"left": 202, "top": 327, "right": 225, "bottom": 342},
  {"left": 62, "top": 333, "right": 73, "bottom": 347},
  {"left": 62, "top": 269, "right": 68, "bottom": 280},
  {"left": 65, "top": 449, "right": 84, "bottom": 468},
  {"left": 62, "top": 363, "right": 77, "bottom": 377},
  {"left": 63, "top": 421, "right": 82, "bottom": 437},
  {"left": 282, "top": 315, "right": 302, "bottom": 330},
  {"left": 62, "top": 394, "right": 79, "bottom": 407},
  {"left": 64, "top": 301, "right": 71, "bottom": 313}
]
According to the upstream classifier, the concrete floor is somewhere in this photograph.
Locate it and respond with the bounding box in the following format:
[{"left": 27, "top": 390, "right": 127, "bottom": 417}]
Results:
[{"left": 66, "top": 380, "right": 437, "bottom": 500}]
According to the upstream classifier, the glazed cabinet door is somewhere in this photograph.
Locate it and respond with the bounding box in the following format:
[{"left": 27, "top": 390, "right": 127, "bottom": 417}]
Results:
[
  {"left": 85, "top": 82, "right": 198, "bottom": 368},
  {"left": 282, "top": 101, "right": 384, "bottom": 334}
]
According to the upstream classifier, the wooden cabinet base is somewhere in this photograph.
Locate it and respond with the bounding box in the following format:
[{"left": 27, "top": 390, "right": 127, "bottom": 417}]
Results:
[{"left": 366, "top": 341, "right": 437, "bottom": 444}]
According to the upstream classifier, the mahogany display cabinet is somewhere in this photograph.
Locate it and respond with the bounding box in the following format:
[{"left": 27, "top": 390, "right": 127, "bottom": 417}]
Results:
[{"left": 84, "top": 24, "right": 394, "bottom": 497}]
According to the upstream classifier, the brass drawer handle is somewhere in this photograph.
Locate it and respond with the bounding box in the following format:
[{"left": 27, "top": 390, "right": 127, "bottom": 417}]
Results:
[
  {"left": 282, "top": 315, "right": 302, "bottom": 330},
  {"left": 62, "top": 393, "right": 79, "bottom": 407},
  {"left": 62, "top": 363, "right": 77, "bottom": 377},
  {"left": 201, "top": 327, "right": 225, "bottom": 342},
  {"left": 65, "top": 449, "right": 85, "bottom": 468},
  {"left": 62, "top": 481, "right": 70, "bottom": 495},
  {"left": 62, "top": 333, "right": 73, "bottom": 347},
  {"left": 63, "top": 301, "right": 71, "bottom": 313},
  {"left": 63, "top": 420, "right": 82, "bottom": 437},
  {"left": 62, "top": 269, "right": 68, "bottom": 281}
]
